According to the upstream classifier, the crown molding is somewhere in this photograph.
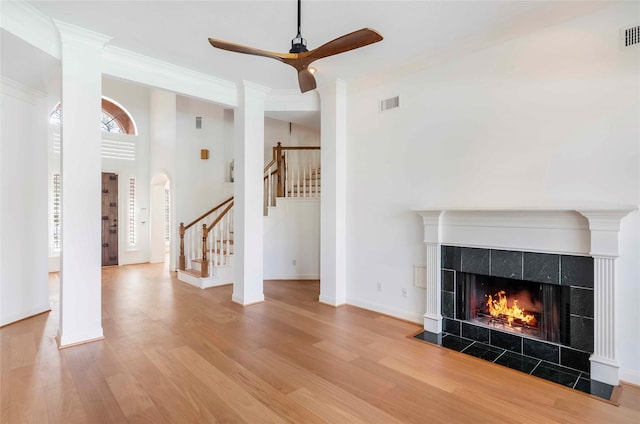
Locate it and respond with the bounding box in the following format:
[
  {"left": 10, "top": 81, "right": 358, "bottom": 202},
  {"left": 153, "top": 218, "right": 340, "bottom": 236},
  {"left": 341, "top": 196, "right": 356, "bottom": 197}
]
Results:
[
  {"left": 0, "top": 0, "right": 60, "bottom": 58},
  {"left": 103, "top": 46, "right": 238, "bottom": 107},
  {"left": 265, "top": 89, "right": 319, "bottom": 112},
  {"left": 53, "top": 20, "right": 111, "bottom": 48},
  {"left": 1, "top": 77, "right": 47, "bottom": 102}
]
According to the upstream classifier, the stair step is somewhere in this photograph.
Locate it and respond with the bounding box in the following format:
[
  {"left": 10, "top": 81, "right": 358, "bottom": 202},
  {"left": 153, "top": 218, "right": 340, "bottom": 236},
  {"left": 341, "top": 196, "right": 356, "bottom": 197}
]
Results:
[
  {"left": 291, "top": 183, "right": 321, "bottom": 188},
  {"left": 182, "top": 268, "right": 202, "bottom": 277},
  {"left": 288, "top": 188, "right": 321, "bottom": 194}
]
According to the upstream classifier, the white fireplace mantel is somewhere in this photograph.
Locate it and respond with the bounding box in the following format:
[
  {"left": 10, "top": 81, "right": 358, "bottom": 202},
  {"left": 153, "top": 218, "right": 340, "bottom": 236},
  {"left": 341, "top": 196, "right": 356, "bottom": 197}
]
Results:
[{"left": 414, "top": 205, "right": 636, "bottom": 386}]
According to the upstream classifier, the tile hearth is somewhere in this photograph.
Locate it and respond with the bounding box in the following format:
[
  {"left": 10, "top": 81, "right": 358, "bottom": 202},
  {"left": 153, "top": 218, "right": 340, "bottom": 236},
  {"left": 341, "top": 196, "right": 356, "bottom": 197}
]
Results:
[{"left": 413, "top": 331, "right": 615, "bottom": 401}]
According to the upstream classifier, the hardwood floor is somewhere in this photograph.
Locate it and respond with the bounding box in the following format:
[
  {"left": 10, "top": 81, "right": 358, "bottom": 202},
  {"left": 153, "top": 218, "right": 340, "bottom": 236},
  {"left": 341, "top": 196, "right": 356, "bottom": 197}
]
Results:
[{"left": 1, "top": 263, "right": 639, "bottom": 423}]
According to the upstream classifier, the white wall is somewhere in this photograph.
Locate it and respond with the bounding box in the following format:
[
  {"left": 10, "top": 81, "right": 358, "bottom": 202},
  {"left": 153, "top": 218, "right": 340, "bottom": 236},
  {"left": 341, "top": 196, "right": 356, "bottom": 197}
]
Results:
[
  {"left": 264, "top": 117, "right": 320, "bottom": 165},
  {"left": 345, "top": 3, "right": 640, "bottom": 381},
  {"left": 175, "top": 95, "right": 233, "bottom": 223},
  {"left": 149, "top": 89, "right": 177, "bottom": 269},
  {"left": 0, "top": 79, "right": 50, "bottom": 326},
  {"left": 264, "top": 198, "right": 320, "bottom": 280}
]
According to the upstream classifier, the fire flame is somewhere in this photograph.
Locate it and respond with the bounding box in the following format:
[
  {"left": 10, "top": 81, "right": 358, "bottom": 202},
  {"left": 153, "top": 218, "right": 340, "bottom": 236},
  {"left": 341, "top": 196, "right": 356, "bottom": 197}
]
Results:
[{"left": 486, "top": 291, "right": 537, "bottom": 327}]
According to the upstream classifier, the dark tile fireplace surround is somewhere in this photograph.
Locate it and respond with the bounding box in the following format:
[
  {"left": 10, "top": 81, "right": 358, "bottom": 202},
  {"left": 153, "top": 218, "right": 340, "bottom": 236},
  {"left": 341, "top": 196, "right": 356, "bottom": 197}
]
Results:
[{"left": 415, "top": 245, "right": 615, "bottom": 400}]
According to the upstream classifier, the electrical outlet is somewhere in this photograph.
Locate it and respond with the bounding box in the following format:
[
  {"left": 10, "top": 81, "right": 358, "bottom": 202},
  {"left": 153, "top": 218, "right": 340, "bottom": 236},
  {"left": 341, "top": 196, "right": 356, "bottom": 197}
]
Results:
[
  {"left": 292, "top": 259, "right": 297, "bottom": 266},
  {"left": 402, "top": 288, "right": 408, "bottom": 298},
  {"left": 377, "top": 282, "right": 383, "bottom": 292}
]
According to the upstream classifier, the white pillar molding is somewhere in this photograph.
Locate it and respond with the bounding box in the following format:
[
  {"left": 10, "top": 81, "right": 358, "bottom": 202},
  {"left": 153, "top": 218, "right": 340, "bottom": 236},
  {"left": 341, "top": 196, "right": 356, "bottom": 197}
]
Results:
[
  {"left": 578, "top": 208, "right": 634, "bottom": 386},
  {"left": 417, "top": 211, "right": 444, "bottom": 333},
  {"left": 54, "top": 20, "right": 111, "bottom": 347},
  {"left": 232, "top": 80, "right": 270, "bottom": 306},
  {"left": 318, "top": 79, "right": 347, "bottom": 306}
]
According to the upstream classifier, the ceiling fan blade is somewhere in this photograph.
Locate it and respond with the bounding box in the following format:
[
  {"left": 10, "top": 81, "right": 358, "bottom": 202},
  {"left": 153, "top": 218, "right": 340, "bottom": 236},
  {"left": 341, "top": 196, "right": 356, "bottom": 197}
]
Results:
[
  {"left": 297, "top": 69, "right": 317, "bottom": 93},
  {"left": 307, "top": 28, "right": 383, "bottom": 62},
  {"left": 208, "top": 38, "right": 293, "bottom": 62}
]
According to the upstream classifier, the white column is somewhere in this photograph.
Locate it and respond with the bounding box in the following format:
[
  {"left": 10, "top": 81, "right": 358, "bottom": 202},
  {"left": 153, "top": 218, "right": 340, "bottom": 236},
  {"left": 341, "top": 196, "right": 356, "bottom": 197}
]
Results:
[
  {"left": 55, "top": 21, "right": 111, "bottom": 347},
  {"left": 418, "top": 211, "right": 444, "bottom": 333},
  {"left": 579, "top": 209, "right": 634, "bottom": 386},
  {"left": 318, "top": 79, "right": 347, "bottom": 306},
  {"left": 232, "top": 81, "right": 269, "bottom": 305}
]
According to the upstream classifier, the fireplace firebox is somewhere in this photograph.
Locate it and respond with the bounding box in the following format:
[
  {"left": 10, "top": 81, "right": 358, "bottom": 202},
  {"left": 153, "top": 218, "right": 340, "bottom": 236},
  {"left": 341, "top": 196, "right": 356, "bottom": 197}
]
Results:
[
  {"left": 439, "top": 245, "right": 595, "bottom": 372},
  {"left": 457, "top": 272, "right": 570, "bottom": 345}
]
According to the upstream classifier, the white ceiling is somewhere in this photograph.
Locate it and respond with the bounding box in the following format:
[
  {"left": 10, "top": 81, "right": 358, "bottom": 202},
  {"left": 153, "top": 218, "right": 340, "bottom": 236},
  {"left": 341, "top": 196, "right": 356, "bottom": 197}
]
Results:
[
  {"left": 4, "top": 1, "right": 608, "bottom": 128},
  {"left": 22, "top": 0, "right": 558, "bottom": 90}
]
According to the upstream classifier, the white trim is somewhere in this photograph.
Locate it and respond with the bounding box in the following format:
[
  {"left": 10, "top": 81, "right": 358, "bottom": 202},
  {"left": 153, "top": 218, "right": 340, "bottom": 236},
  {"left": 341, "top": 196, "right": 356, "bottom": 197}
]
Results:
[
  {"left": 102, "top": 46, "right": 238, "bottom": 107},
  {"left": 0, "top": 0, "right": 60, "bottom": 59},
  {"left": 319, "top": 294, "right": 345, "bottom": 307},
  {"left": 346, "top": 297, "right": 423, "bottom": 324},
  {"left": 53, "top": 19, "right": 111, "bottom": 48},
  {"left": 0, "top": 77, "right": 46, "bottom": 102},
  {"left": 264, "top": 273, "right": 320, "bottom": 280},
  {"left": 620, "top": 368, "right": 640, "bottom": 386},
  {"left": 265, "top": 89, "right": 320, "bottom": 112},
  {"left": 57, "top": 327, "right": 104, "bottom": 348},
  {"left": 0, "top": 303, "right": 51, "bottom": 327}
]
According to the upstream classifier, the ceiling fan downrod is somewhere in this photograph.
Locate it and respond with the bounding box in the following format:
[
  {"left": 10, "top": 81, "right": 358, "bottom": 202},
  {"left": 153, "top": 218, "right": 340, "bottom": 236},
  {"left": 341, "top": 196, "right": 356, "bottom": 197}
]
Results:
[{"left": 289, "top": 0, "right": 308, "bottom": 53}]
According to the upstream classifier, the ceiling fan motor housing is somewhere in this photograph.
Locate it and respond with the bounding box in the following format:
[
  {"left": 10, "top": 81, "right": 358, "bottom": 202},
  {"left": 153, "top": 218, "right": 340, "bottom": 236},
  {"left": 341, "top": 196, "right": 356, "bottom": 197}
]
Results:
[{"left": 290, "top": 36, "right": 308, "bottom": 53}]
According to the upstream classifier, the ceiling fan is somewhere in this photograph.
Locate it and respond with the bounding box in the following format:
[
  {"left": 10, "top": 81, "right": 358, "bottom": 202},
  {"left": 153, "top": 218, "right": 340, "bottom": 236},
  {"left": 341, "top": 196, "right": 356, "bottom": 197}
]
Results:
[{"left": 208, "top": 0, "right": 383, "bottom": 93}]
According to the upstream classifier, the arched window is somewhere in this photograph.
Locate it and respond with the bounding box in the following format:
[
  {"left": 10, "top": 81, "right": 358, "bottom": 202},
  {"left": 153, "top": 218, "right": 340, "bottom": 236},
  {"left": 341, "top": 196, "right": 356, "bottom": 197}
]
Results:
[
  {"left": 49, "top": 97, "right": 138, "bottom": 159},
  {"left": 49, "top": 97, "right": 137, "bottom": 135}
]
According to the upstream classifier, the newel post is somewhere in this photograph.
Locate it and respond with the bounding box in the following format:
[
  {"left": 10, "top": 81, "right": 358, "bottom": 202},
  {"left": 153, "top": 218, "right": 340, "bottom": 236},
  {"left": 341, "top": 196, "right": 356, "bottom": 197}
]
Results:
[
  {"left": 179, "top": 223, "right": 185, "bottom": 270},
  {"left": 201, "top": 223, "right": 209, "bottom": 278},
  {"left": 276, "top": 142, "right": 283, "bottom": 197}
]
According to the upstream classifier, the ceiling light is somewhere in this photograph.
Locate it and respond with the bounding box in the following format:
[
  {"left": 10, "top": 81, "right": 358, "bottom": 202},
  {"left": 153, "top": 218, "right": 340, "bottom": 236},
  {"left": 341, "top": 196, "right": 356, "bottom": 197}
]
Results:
[{"left": 308, "top": 67, "right": 317, "bottom": 74}]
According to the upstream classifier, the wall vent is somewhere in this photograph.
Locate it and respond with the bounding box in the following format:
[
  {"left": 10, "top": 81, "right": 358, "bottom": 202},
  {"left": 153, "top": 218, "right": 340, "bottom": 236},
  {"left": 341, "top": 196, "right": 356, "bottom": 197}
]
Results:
[
  {"left": 623, "top": 25, "right": 640, "bottom": 47},
  {"left": 380, "top": 96, "right": 399, "bottom": 112},
  {"left": 195, "top": 116, "right": 202, "bottom": 129}
]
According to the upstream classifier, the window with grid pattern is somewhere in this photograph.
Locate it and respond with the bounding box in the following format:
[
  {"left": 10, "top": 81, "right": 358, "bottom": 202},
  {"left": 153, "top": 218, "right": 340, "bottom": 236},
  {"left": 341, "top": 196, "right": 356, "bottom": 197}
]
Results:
[
  {"left": 128, "top": 178, "right": 136, "bottom": 246},
  {"left": 52, "top": 173, "right": 61, "bottom": 251}
]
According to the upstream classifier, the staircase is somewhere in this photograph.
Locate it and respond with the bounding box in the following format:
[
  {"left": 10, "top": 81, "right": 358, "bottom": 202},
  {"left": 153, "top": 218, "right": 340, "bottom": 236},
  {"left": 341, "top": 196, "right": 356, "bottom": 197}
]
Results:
[
  {"left": 178, "top": 143, "right": 320, "bottom": 288},
  {"left": 177, "top": 196, "right": 234, "bottom": 289}
]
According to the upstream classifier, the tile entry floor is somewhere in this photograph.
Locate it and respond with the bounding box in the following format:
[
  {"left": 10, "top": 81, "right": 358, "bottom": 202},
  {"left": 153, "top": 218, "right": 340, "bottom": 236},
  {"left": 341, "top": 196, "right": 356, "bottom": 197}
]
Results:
[{"left": 414, "top": 331, "right": 615, "bottom": 402}]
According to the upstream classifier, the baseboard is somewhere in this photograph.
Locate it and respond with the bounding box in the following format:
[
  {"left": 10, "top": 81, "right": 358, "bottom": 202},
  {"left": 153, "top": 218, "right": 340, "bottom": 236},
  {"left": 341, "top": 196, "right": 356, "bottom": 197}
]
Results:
[
  {"left": 48, "top": 256, "right": 60, "bottom": 272},
  {"left": 345, "top": 297, "right": 423, "bottom": 324},
  {"left": 0, "top": 303, "right": 51, "bottom": 327},
  {"left": 231, "top": 292, "right": 265, "bottom": 306},
  {"left": 264, "top": 273, "right": 320, "bottom": 280},
  {"left": 620, "top": 368, "right": 640, "bottom": 386},
  {"left": 319, "top": 294, "right": 346, "bottom": 307},
  {"left": 57, "top": 327, "right": 104, "bottom": 348}
]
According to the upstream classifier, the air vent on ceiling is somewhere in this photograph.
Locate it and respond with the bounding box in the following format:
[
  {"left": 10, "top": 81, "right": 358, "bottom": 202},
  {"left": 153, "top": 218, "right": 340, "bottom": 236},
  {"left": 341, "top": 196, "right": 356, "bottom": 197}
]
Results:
[
  {"left": 623, "top": 25, "right": 640, "bottom": 47},
  {"left": 380, "top": 96, "right": 399, "bottom": 112}
]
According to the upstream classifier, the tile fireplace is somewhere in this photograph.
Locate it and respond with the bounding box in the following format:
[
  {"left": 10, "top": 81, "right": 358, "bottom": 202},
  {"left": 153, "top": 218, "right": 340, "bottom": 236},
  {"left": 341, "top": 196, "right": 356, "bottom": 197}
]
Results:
[{"left": 414, "top": 207, "right": 634, "bottom": 388}]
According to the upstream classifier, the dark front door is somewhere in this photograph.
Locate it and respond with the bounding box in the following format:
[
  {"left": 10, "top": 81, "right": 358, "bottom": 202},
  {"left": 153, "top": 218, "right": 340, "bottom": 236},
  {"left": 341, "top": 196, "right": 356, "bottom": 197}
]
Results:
[{"left": 102, "top": 173, "right": 118, "bottom": 266}]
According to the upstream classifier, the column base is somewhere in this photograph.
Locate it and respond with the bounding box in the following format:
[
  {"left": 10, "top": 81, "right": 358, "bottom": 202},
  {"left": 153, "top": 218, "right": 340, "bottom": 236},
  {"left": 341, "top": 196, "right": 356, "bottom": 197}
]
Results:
[
  {"left": 319, "top": 294, "right": 346, "bottom": 307},
  {"left": 423, "top": 312, "right": 442, "bottom": 334},
  {"left": 590, "top": 355, "right": 620, "bottom": 386},
  {"left": 57, "top": 327, "right": 104, "bottom": 349},
  {"left": 231, "top": 292, "right": 265, "bottom": 306}
]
